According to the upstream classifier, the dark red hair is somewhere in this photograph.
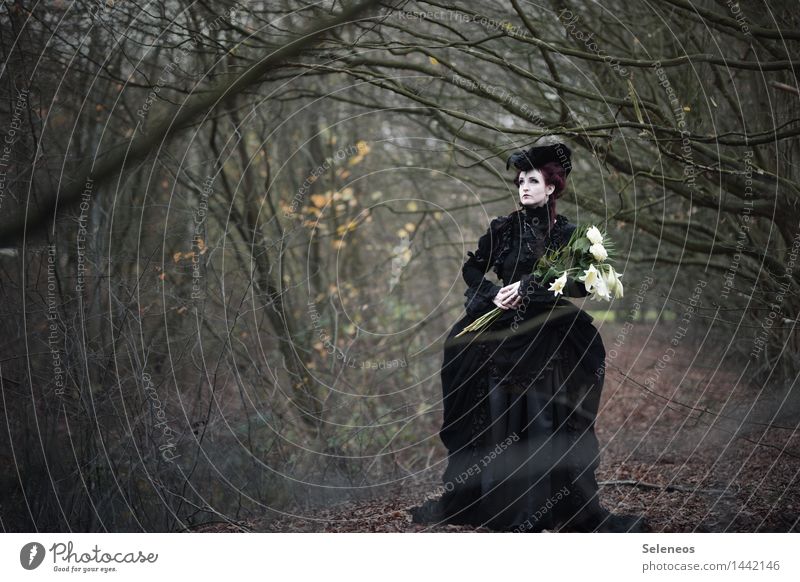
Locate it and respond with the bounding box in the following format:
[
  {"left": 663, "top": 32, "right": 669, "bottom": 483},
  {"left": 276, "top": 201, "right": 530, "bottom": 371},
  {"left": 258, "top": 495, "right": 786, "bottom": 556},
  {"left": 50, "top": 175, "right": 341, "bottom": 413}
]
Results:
[{"left": 514, "top": 161, "right": 568, "bottom": 230}]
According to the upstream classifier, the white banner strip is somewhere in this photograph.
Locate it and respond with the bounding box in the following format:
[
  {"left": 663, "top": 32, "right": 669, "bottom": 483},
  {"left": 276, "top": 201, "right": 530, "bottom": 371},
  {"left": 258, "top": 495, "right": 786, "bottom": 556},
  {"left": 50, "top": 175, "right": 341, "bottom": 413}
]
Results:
[{"left": 2, "top": 533, "right": 796, "bottom": 581}]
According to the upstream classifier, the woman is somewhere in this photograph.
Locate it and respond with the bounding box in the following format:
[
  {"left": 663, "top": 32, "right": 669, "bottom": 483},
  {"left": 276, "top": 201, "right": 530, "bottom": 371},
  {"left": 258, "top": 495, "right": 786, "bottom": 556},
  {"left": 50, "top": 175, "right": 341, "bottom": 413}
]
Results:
[{"left": 409, "top": 143, "right": 646, "bottom": 533}]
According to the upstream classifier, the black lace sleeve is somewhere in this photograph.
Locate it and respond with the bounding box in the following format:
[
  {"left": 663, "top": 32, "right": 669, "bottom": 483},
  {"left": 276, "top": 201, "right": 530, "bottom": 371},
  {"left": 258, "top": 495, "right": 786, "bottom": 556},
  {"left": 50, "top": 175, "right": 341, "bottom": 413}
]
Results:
[
  {"left": 518, "top": 273, "right": 559, "bottom": 302},
  {"left": 462, "top": 216, "right": 507, "bottom": 315},
  {"left": 519, "top": 273, "right": 589, "bottom": 300}
]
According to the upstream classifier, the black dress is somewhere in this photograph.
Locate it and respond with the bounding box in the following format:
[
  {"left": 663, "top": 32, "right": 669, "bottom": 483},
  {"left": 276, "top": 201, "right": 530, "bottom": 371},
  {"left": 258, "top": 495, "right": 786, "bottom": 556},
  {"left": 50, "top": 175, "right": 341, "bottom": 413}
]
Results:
[{"left": 409, "top": 202, "right": 610, "bottom": 532}]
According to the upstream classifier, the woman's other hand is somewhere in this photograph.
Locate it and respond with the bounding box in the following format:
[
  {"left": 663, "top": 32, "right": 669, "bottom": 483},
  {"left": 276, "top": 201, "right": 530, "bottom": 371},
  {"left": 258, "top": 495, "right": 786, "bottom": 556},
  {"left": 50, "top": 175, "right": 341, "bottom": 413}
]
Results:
[{"left": 493, "top": 281, "right": 523, "bottom": 310}]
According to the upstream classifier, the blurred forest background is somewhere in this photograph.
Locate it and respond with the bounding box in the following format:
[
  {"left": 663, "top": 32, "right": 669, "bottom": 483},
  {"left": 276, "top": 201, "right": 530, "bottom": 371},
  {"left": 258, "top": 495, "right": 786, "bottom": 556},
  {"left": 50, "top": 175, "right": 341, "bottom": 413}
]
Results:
[{"left": 1, "top": 0, "right": 799, "bottom": 532}]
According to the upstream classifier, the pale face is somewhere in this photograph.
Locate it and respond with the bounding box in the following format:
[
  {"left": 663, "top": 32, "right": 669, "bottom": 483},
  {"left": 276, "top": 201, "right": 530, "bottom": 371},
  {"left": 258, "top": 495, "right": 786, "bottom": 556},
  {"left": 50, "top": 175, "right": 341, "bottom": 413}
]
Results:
[{"left": 518, "top": 168, "right": 554, "bottom": 208}]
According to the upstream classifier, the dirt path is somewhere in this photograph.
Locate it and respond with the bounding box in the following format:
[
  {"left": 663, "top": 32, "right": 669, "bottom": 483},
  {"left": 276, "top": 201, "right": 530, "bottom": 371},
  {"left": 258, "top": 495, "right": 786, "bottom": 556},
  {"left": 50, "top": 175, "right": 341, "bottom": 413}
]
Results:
[{"left": 249, "top": 325, "right": 800, "bottom": 533}]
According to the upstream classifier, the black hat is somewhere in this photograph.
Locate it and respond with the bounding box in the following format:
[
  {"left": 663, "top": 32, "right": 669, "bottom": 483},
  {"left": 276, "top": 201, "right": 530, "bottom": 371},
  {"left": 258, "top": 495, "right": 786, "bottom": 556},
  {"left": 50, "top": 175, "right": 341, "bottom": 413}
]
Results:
[{"left": 506, "top": 143, "right": 572, "bottom": 176}]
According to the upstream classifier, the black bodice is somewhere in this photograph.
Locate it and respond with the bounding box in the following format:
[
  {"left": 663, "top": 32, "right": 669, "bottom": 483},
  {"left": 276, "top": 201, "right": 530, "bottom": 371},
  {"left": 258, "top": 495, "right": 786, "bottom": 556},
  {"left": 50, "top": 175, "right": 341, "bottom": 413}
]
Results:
[
  {"left": 460, "top": 203, "right": 582, "bottom": 316},
  {"left": 500, "top": 203, "right": 552, "bottom": 285}
]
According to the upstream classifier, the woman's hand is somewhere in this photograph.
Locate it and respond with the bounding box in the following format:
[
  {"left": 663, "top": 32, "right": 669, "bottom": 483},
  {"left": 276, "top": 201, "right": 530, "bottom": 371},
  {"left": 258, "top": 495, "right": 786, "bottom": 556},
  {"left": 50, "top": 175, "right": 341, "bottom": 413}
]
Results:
[{"left": 492, "top": 281, "right": 523, "bottom": 310}]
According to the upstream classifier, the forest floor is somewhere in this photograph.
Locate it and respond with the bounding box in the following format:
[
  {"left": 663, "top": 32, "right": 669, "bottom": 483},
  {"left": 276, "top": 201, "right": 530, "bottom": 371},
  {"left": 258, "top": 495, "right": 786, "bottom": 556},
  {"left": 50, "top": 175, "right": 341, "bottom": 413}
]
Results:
[{"left": 235, "top": 323, "right": 800, "bottom": 534}]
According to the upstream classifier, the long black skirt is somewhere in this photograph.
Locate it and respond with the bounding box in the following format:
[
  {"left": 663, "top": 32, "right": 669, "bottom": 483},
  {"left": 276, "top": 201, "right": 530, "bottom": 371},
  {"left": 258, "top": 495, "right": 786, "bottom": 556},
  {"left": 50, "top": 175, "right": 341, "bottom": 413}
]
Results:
[{"left": 410, "top": 299, "right": 608, "bottom": 532}]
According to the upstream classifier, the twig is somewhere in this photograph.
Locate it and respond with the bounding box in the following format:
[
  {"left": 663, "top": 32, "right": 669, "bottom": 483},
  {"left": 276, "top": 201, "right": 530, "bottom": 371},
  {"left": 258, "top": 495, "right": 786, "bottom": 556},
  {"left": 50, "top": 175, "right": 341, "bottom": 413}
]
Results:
[{"left": 599, "top": 479, "right": 734, "bottom": 496}]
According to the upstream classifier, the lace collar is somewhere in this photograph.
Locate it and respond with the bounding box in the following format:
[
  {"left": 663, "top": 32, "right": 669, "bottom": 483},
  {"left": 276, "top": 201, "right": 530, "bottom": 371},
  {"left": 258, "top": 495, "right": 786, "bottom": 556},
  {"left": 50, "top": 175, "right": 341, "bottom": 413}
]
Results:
[
  {"left": 519, "top": 202, "right": 552, "bottom": 228},
  {"left": 511, "top": 202, "right": 555, "bottom": 235}
]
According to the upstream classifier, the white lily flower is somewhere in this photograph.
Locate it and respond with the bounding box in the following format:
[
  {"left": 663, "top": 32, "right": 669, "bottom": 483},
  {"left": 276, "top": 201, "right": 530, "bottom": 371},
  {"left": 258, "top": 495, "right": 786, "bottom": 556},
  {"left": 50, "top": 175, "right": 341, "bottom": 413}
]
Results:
[
  {"left": 606, "top": 266, "right": 624, "bottom": 298},
  {"left": 578, "top": 264, "right": 600, "bottom": 292},
  {"left": 548, "top": 272, "right": 568, "bottom": 296},
  {"left": 589, "top": 242, "right": 608, "bottom": 262},
  {"left": 591, "top": 275, "right": 612, "bottom": 301},
  {"left": 586, "top": 225, "right": 604, "bottom": 245}
]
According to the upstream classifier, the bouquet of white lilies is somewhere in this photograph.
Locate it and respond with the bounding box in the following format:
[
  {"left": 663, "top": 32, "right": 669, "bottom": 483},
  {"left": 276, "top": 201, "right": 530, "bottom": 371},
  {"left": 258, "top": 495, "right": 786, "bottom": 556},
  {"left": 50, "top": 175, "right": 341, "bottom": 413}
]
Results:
[
  {"left": 456, "top": 224, "right": 622, "bottom": 338},
  {"left": 545, "top": 224, "right": 624, "bottom": 301}
]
